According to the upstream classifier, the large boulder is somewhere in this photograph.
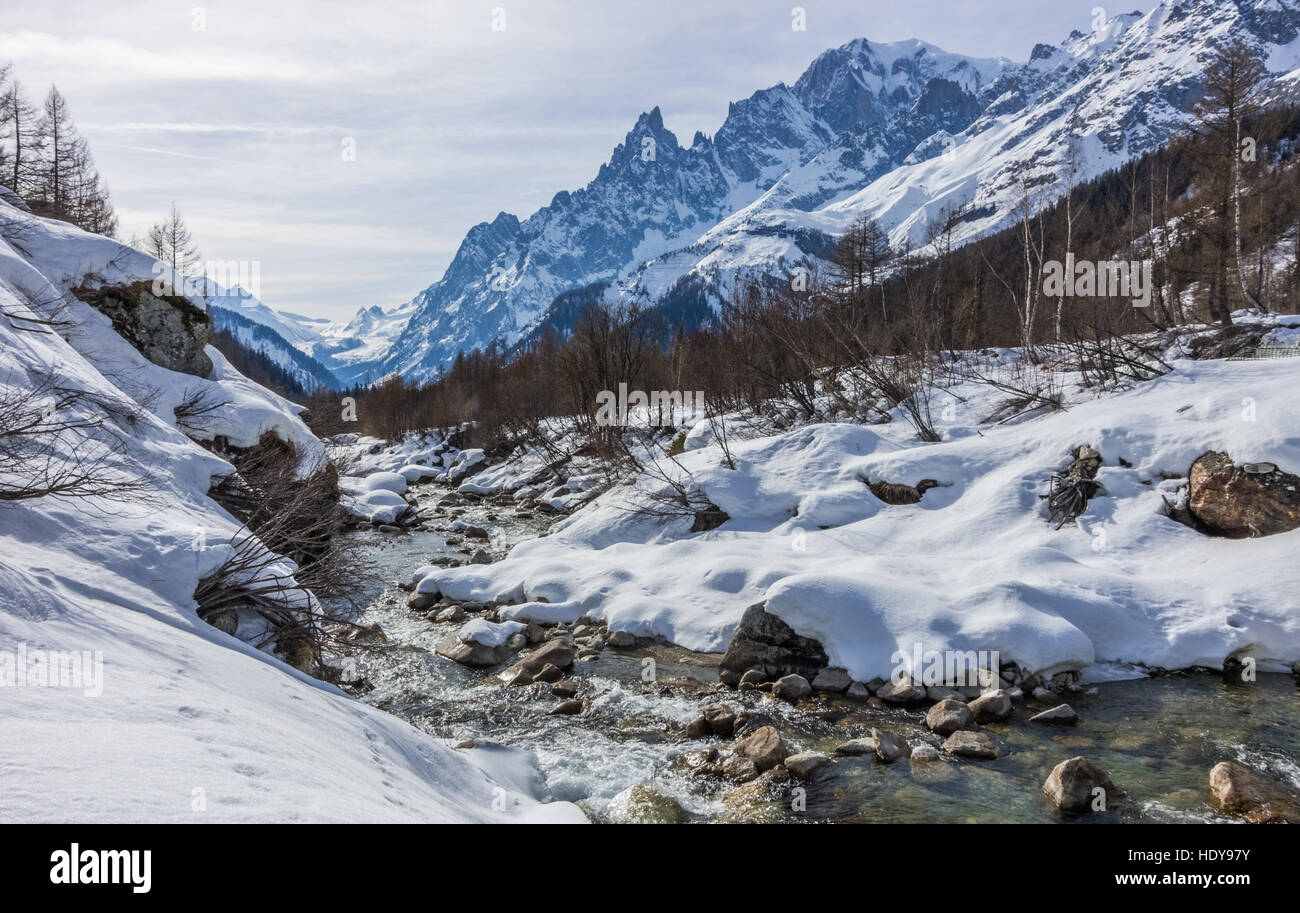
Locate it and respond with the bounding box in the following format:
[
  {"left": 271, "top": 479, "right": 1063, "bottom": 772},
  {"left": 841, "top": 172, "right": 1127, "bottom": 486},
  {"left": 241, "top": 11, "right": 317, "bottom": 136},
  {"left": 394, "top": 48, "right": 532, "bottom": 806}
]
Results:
[
  {"left": 1209, "top": 761, "right": 1299, "bottom": 823},
  {"left": 719, "top": 603, "right": 828, "bottom": 687},
  {"left": 876, "top": 678, "right": 927, "bottom": 704},
  {"left": 926, "top": 699, "right": 976, "bottom": 736},
  {"left": 1043, "top": 757, "right": 1115, "bottom": 814},
  {"left": 942, "top": 730, "right": 1000, "bottom": 760},
  {"left": 731, "top": 725, "right": 788, "bottom": 772},
  {"left": 968, "top": 690, "right": 1014, "bottom": 723},
  {"left": 773, "top": 673, "right": 812, "bottom": 703},
  {"left": 502, "top": 638, "right": 575, "bottom": 681},
  {"left": 1188, "top": 452, "right": 1300, "bottom": 538}
]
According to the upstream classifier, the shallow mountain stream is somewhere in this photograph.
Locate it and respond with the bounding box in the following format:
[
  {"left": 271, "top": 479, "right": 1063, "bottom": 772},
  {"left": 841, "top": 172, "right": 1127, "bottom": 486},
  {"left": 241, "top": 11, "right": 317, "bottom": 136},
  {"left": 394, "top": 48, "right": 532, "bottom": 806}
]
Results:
[{"left": 325, "top": 486, "right": 1300, "bottom": 823}]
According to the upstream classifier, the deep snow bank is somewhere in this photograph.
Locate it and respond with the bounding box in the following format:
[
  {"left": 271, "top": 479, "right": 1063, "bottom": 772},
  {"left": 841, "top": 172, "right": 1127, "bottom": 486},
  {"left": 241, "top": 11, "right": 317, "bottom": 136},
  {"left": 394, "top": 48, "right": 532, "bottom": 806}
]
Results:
[
  {"left": 419, "top": 344, "right": 1300, "bottom": 683},
  {"left": 0, "top": 200, "right": 582, "bottom": 822}
]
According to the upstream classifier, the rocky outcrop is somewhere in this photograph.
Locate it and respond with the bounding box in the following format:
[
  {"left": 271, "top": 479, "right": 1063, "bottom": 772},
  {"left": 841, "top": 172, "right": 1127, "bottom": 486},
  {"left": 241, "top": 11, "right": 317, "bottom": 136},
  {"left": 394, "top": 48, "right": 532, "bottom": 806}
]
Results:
[
  {"left": 74, "top": 281, "right": 213, "bottom": 377},
  {"left": 1187, "top": 452, "right": 1300, "bottom": 538},
  {"left": 718, "top": 602, "right": 828, "bottom": 687}
]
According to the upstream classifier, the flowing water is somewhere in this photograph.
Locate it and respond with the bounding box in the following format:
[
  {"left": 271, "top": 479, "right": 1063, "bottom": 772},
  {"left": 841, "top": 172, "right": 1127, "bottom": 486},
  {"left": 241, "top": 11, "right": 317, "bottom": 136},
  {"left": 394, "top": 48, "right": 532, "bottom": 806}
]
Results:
[{"left": 326, "top": 486, "right": 1300, "bottom": 823}]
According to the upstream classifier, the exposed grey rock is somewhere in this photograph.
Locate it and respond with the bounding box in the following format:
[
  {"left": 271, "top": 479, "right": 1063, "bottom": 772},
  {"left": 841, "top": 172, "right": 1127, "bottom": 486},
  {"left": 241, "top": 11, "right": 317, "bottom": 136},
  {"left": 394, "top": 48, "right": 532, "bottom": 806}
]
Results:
[
  {"left": 718, "top": 602, "right": 828, "bottom": 687},
  {"left": 1043, "top": 756, "right": 1115, "bottom": 814},
  {"left": 722, "top": 753, "right": 760, "bottom": 782},
  {"left": 549, "top": 699, "right": 584, "bottom": 715},
  {"left": 876, "top": 678, "right": 927, "bottom": 704},
  {"left": 784, "top": 752, "right": 831, "bottom": 780},
  {"left": 1208, "top": 760, "right": 1299, "bottom": 823},
  {"left": 608, "top": 630, "right": 636, "bottom": 648},
  {"left": 871, "top": 728, "right": 911, "bottom": 763},
  {"left": 926, "top": 686, "right": 967, "bottom": 703},
  {"left": 811, "top": 667, "right": 852, "bottom": 692},
  {"left": 701, "top": 704, "right": 737, "bottom": 737},
  {"left": 833, "top": 737, "right": 878, "bottom": 757},
  {"left": 731, "top": 725, "right": 787, "bottom": 772},
  {"left": 434, "top": 632, "right": 515, "bottom": 666},
  {"left": 942, "top": 730, "right": 1000, "bottom": 760},
  {"left": 925, "top": 699, "right": 976, "bottom": 736},
  {"left": 910, "top": 744, "right": 941, "bottom": 762},
  {"left": 968, "top": 689, "right": 1014, "bottom": 723},
  {"left": 434, "top": 604, "right": 465, "bottom": 623},
  {"left": 773, "top": 673, "right": 813, "bottom": 703},
  {"left": 407, "top": 591, "right": 439, "bottom": 611},
  {"left": 469, "top": 548, "right": 493, "bottom": 565},
  {"left": 75, "top": 282, "right": 213, "bottom": 376},
  {"left": 845, "top": 682, "right": 872, "bottom": 701},
  {"left": 1029, "top": 704, "right": 1078, "bottom": 725}
]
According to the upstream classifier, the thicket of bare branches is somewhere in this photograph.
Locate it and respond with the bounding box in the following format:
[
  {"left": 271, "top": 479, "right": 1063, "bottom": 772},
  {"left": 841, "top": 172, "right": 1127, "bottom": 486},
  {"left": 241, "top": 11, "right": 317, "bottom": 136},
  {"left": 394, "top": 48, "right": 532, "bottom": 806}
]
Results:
[
  {"left": 0, "top": 369, "right": 149, "bottom": 503},
  {"left": 200, "top": 432, "right": 369, "bottom": 675}
]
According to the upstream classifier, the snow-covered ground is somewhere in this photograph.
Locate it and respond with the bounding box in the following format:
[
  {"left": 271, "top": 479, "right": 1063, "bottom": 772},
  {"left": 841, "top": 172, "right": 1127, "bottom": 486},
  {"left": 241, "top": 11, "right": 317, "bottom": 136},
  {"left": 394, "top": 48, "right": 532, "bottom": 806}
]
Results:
[
  {"left": 414, "top": 318, "right": 1300, "bottom": 684},
  {"left": 0, "top": 200, "right": 583, "bottom": 822}
]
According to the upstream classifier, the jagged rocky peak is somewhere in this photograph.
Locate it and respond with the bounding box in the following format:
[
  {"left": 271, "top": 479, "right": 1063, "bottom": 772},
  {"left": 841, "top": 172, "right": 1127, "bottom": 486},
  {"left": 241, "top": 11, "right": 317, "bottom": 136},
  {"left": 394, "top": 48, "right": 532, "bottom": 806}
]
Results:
[{"left": 368, "top": 0, "right": 1300, "bottom": 383}]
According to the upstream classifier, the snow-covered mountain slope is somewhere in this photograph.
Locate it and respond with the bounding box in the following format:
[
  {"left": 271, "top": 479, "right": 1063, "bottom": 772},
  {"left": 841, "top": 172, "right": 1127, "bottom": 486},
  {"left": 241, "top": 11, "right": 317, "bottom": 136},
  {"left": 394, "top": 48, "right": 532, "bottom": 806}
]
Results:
[
  {"left": 202, "top": 288, "right": 418, "bottom": 388},
  {"left": 0, "top": 200, "right": 583, "bottom": 822},
  {"left": 375, "top": 0, "right": 1300, "bottom": 381},
  {"left": 209, "top": 303, "right": 341, "bottom": 392},
  {"left": 414, "top": 320, "right": 1300, "bottom": 683}
]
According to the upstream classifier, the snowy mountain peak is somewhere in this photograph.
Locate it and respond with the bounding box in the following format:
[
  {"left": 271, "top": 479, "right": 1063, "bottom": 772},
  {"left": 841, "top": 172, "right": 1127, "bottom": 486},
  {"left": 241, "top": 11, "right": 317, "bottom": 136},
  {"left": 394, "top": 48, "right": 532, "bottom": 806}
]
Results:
[{"left": 348, "top": 0, "right": 1300, "bottom": 382}]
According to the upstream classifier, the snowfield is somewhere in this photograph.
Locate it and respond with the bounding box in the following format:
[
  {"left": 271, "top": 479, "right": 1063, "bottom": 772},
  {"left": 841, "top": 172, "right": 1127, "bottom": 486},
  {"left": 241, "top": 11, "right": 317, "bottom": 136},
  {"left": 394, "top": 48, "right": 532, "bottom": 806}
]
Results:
[
  {"left": 419, "top": 330, "right": 1300, "bottom": 684},
  {"left": 0, "top": 199, "right": 583, "bottom": 822}
]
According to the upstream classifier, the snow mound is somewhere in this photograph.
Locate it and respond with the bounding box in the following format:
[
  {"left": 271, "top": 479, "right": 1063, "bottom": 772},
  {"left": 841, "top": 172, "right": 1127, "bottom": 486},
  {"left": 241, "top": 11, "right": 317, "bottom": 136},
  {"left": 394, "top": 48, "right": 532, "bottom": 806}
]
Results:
[{"left": 419, "top": 353, "right": 1300, "bottom": 680}]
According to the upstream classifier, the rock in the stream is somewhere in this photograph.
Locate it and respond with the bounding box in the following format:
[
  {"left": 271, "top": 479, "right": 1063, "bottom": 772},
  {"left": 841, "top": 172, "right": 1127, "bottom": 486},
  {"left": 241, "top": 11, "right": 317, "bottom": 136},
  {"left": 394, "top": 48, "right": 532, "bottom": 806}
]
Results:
[
  {"left": 469, "top": 548, "right": 493, "bottom": 565},
  {"left": 1043, "top": 756, "right": 1115, "bottom": 814},
  {"left": 910, "top": 744, "right": 941, "bottom": 762},
  {"left": 503, "top": 638, "right": 575, "bottom": 681},
  {"left": 926, "top": 699, "right": 976, "bottom": 736},
  {"left": 434, "top": 621, "right": 521, "bottom": 666},
  {"left": 434, "top": 605, "right": 465, "bottom": 623},
  {"left": 722, "top": 754, "right": 760, "bottom": 782},
  {"left": 845, "top": 681, "right": 872, "bottom": 701},
  {"left": 871, "top": 728, "right": 912, "bottom": 763},
  {"left": 784, "top": 752, "right": 831, "bottom": 780},
  {"left": 407, "top": 591, "right": 439, "bottom": 611},
  {"left": 773, "top": 673, "right": 812, "bottom": 703},
  {"left": 612, "top": 783, "right": 687, "bottom": 824},
  {"left": 1208, "top": 760, "right": 1299, "bottom": 823},
  {"left": 876, "top": 677, "right": 927, "bottom": 704},
  {"left": 701, "top": 704, "right": 737, "bottom": 737},
  {"left": 833, "top": 737, "right": 878, "bottom": 757},
  {"left": 552, "top": 679, "right": 579, "bottom": 699},
  {"left": 718, "top": 603, "right": 829, "bottom": 688},
  {"left": 731, "top": 725, "right": 787, "bottom": 772},
  {"left": 607, "top": 630, "right": 636, "bottom": 648},
  {"left": 532, "top": 663, "right": 563, "bottom": 684},
  {"left": 968, "top": 689, "right": 1014, "bottom": 723},
  {"left": 1029, "top": 704, "right": 1079, "bottom": 725},
  {"left": 1187, "top": 451, "right": 1300, "bottom": 538},
  {"left": 811, "top": 667, "right": 852, "bottom": 692},
  {"left": 549, "top": 699, "right": 584, "bottom": 716},
  {"left": 941, "top": 730, "right": 1000, "bottom": 760}
]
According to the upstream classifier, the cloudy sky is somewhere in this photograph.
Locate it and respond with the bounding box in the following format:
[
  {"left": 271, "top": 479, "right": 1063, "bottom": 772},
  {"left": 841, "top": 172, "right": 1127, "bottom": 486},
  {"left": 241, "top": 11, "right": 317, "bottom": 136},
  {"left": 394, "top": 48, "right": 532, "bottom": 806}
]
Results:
[{"left": 2, "top": 0, "right": 1157, "bottom": 321}]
